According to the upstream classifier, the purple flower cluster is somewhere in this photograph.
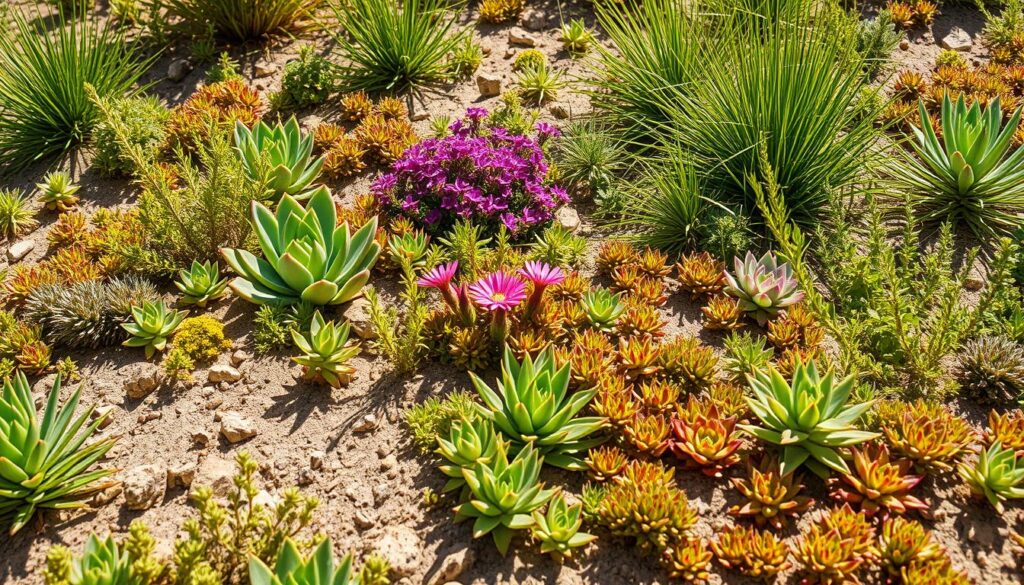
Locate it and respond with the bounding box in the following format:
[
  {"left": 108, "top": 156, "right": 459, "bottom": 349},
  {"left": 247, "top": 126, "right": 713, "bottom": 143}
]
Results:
[{"left": 372, "top": 109, "right": 568, "bottom": 236}]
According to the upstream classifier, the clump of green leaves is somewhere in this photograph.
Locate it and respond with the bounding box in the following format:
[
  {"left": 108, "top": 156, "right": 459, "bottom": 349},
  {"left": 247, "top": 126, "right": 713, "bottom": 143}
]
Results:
[
  {"left": 447, "top": 37, "right": 483, "bottom": 80},
  {"left": 552, "top": 120, "right": 627, "bottom": 203},
  {"left": 165, "top": 0, "right": 323, "bottom": 41},
  {"left": 367, "top": 260, "right": 428, "bottom": 374},
  {"left": 206, "top": 52, "right": 243, "bottom": 84},
  {"left": 855, "top": 10, "right": 904, "bottom": 79},
  {"left": 404, "top": 390, "right": 478, "bottom": 454},
  {"left": 253, "top": 305, "right": 291, "bottom": 353},
  {"left": 529, "top": 226, "right": 586, "bottom": 268},
  {"left": 516, "top": 63, "right": 565, "bottom": 106},
  {"left": 701, "top": 210, "right": 753, "bottom": 261},
  {"left": 616, "top": 149, "right": 705, "bottom": 253},
  {"left": 163, "top": 315, "right": 232, "bottom": 380},
  {"left": 0, "top": 189, "right": 38, "bottom": 240},
  {"left": 44, "top": 521, "right": 166, "bottom": 585},
  {"left": 91, "top": 95, "right": 170, "bottom": 177},
  {"left": 271, "top": 45, "right": 335, "bottom": 110}
]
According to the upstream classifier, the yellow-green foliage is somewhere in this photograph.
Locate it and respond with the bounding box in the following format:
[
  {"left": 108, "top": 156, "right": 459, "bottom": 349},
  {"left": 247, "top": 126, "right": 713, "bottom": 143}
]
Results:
[
  {"left": 44, "top": 521, "right": 166, "bottom": 585},
  {"left": 403, "top": 390, "right": 478, "bottom": 453},
  {"left": 478, "top": 0, "right": 525, "bottom": 23},
  {"left": 163, "top": 316, "right": 232, "bottom": 380},
  {"left": 513, "top": 49, "right": 547, "bottom": 72}
]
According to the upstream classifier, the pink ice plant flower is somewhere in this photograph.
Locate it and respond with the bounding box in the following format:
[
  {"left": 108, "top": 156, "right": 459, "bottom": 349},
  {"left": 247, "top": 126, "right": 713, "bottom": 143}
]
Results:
[
  {"left": 469, "top": 271, "right": 527, "bottom": 343},
  {"left": 418, "top": 261, "right": 460, "bottom": 313},
  {"left": 519, "top": 261, "right": 564, "bottom": 317}
]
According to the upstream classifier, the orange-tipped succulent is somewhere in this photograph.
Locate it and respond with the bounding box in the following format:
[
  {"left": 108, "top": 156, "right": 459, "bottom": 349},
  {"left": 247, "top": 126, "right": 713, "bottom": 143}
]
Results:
[
  {"left": 707, "top": 381, "right": 750, "bottom": 421},
  {"left": 585, "top": 445, "right": 628, "bottom": 482},
  {"left": 636, "top": 247, "right": 671, "bottom": 279},
  {"left": 985, "top": 408, "right": 1024, "bottom": 455},
  {"left": 676, "top": 251, "right": 726, "bottom": 299},
  {"left": 900, "top": 557, "right": 971, "bottom": 584},
  {"left": 888, "top": 1, "right": 915, "bottom": 28},
  {"left": 47, "top": 211, "right": 89, "bottom": 249},
  {"left": 766, "top": 317, "right": 802, "bottom": 350},
  {"left": 894, "top": 70, "right": 928, "bottom": 101},
  {"left": 596, "top": 241, "right": 639, "bottom": 275},
  {"left": 636, "top": 379, "right": 681, "bottom": 414},
  {"left": 376, "top": 96, "right": 408, "bottom": 120},
  {"left": 597, "top": 461, "right": 697, "bottom": 554},
  {"left": 313, "top": 122, "right": 345, "bottom": 151},
  {"left": 795, "top": 505, "right": 877, "bottom": 585},
  {"left": 702, "top": 295, "right": 745, "bottom": 331},
  {"left": 616, "top": 336, "right": 662, "bottom": 381},
  {"left": 711, "top": 524, "right": 791, "bottom": 579},
  {"left": 323, "top": 138, "right": 367, "bottom": 177},
  {"left": 508, "top": 328, "right": 549, "bottom": 360},
  {"left": 616, "top": 302, "right": 666, "bottom": 339},
  {"left": 879, "top": 517, "right": 944, "bottom": 576},
  {"left": 624, "top": 413, "right": 670, "bottom": 455},
  {"left": 569, "top": 349, "right": 615, "bottom": 390},
  {"left": 16, "top": 339, "right": 52, "bottom": 374},
  {"left": 822, "top": 504, "right": 878, "bottom": 562},
  {"left": 591, "top": 378, "right": 639, "bottom": 427},
  {"left": 549, "top": 271, "right": 590, "bottom": 302},
  {"left": 629, "top": 277, "right": 668, "bottom": 307},
  {"left": 340, "top": 90, "right": 373, "bottom": 121},
  {"left": 667, "top": 404, "right": 743, "bottom": 477},
  {"left": 658, "top": 335, "right": 719, "bottom": 389},
  {"left": 610, "top": 264, "right": 646, "bottom": 295},
  {"left": 661, "top": 538, "right": 712, "bottom": 582},
  {"left": 877, "top": 399, "right": 975, "bottom": 472},
  {"left": 829, "top": 442, "right": 928, "bottom": 518},
  {"left": 729, "top": 455, "right": 813, "bottom": 530},
  {"left": 773, "top": 346, "right": 821, "bottom": 379},
  {"left": 914, "top": 0, "right": 938, "bottom": 25},
  {"left": 448, "top": 326, "right": 493, "bottom": 371}
]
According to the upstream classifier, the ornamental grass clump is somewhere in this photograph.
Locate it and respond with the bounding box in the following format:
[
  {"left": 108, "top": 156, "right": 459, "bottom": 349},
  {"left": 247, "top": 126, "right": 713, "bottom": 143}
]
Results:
[
  {"left": 0, "top": 372, "right": 117, "bottom": 535},
  {"left": 740, "top": 358, "right": 878, "bottom": 478},
  {"left": 221, "top": 187, "right": 381, "bottom": 306},
  {"left": 470, "top": 345, "right": 606, "bottom": 469},
  {"left": 373, "top": 108, "right": 568, "bottom": 238},
  {"left": 165, "top": 0, "right": 323, "bottom": 41}
]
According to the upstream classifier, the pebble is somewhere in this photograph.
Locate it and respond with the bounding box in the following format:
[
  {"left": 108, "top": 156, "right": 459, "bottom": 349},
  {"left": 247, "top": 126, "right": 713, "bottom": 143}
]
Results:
[
  {"left": 353, "top": 414, "right": 378, "bottom": 433},
  {"left": 427, "top": 545, "right": 475, "bottom": 585},
  {"left": 124, "top": 363, "right": 163, "bottom": 399},
  {"left": 167, "top": 461, "right": 197, "bottom": 488},
  {"left": 940, "top": 27, "right": 972, "bottom": 51},
  {"left": 208, "top": 364, "right": 242, "bottom": 384},
  {"left": 123, "top": 464, "right": 166, "bottom": 510},
  {"left": 192, "top": 455, "right": 236, "bottom": 497},
  {"left": 205, "top": 396, "right": 224, "bottom": 410},
  {"left": 137, "top": 411, "right": 162, "bottom": 424},
  {"left": 310, "top": 451, "right": 326, "bottom": 471},
  {"left": 6, "top": 240, "right": 34, "bottom": 263},
  {"left": 508, "top": 29, "right": 536, "bottom": 47},
  {"left": 556, "top": 207, "right": 581, "bottom": 232},
  {"left": 354, "top": 510, "right": 376, "bottom": 529},
  {"left": 372, "top": 526, "right": 424, "bottom": 577},
  {"left": 167, "top": 59, "right": 193, "bottom": 82},
  {"left": 343, "top": 298, "right": 377, "bottom": 340},
  {"left": 219, "top": 411, "right": 258, "bottom": 443},
  {"left": 476, "top": 73, "right": 502, "bottom": 98},
  {"left": 230, "top": 349, "right": 250, "bottom": 367},
  {"left": 92, "top": 405, "right": 118, "bottom": 429}
]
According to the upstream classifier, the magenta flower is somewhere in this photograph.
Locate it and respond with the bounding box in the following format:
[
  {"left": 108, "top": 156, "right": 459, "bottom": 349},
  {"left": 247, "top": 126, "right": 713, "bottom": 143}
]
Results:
[
  {"left": 418, "top": 261, "right": 460, "bottom": 312},
  {"left": 469, "top": 272, "right": 527, "bottom": 312},
  {"left": 519, "top": 261, "right": 564, "bottom": 318},
  {"left": 469, "top": 271, "right": 526, "bottom": 343}
]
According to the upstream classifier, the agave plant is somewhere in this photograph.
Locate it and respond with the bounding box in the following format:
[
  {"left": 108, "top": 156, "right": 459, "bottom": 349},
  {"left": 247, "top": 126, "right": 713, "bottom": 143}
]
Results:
[
  {"left": 580, "top": 288, "right": 625, "bottom": 333},
  {"left": 470, "top": 346, "right": 607, "bottom": 470},
  {"left": 958, "top": 441, "right": 1024, "bottom": 512},
  {"left": 175, "top": 260, "right": 230, "bottom": 308},
  {"left": 740, "top": 359, "right": 878, "bottom": 478},
  {"left": 221, "top": 187, "right": 381, "bottom": 306},
  {"left": 249, "top": 538, "right": 357, "bottom": 585},
  {"left": 436, "top": 416, "right": 504, "bottom": 493},
  {"left": 235, "top": 118, "right": 324, "bottom": 201},
  {"left": 122, "top": 301, "right": 187, "bottom": 359},
  {"left": 454, "top": 442, "right": 554, "bottom": 555},
  {"left": 724, "top": 251, "right": 804, "bottom": 325},
  {"left": 291, "top": 311, "right": 361, "bottom": 388},
  {"left": 897, "top": 93, "right": 1024, "bottom": 237},
  {"left": 0, "top": 373, "right": 117, "bottom": 535},
  {"left": 530, "top": 492, "right": 597, "bottom": 562},
  {"left": 36, "top": 171, "right": 80, "bottom": 212}
]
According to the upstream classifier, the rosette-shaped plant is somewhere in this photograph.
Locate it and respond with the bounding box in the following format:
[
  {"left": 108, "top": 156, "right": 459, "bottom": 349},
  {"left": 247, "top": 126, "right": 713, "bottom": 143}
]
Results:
[
  {"left": 666, "top": 405, "right": 743, "bottom": 477},
  {"left": 829, "top": 443, "right": 928, "bottom": 518},
  {"left": 584, "top": 445, "right": 628, "bottom": 482},
  {"left": 122, "top": 301, "right": 187, "bottom": 359},
  {"left": 597, "top": 461, "right": 697, "bottom": 554},
  {"left": 291, "top": 311, "right": 361, "bottom": 388},
  {"left": 711, "top": 524, "right": 791, "bottom": 579},
  {"left": 877, "top": 399, "right": 975, "bottom": 472},
  {"left": 986, "top": 408, "right": 1024, "bottom": 454},
  {"left": 175, "top": 260, "right": 229, "bottom": 308},
  {"left": 661, "top": 538, "right": 712, "bottom": 582},
  {"left": 221, "top": 188, "right": 381, "bottom": 306},
  {"left": 740, "top": 359, "right": 878, "bottom": 478},
  {"left": 675, "top": 251, "right": 725, "bottom": 299},
  {"left": 470, "top": 346, "right": 606, "bottom": 469},
  {"left": 958, "top": 441, "right": 1024, "bottom": 512},
  {"left": 36, "top": 171, "right": 80, "bottom": 212},
  {"left": 454, "top": 442, "right": 554, "bottom": 555},
  {"left": 0, "top": 373, "right": 117, "bottom": 535},
  {"left": 729, "top": 455, "right": 813, "bottom": 529},
  {"left": 581, "top": 288, "right": 625, "bottom": 333},
  {"left": 249, "top": 538, "right": 357, "bottom": 585},
  {"left": 45, "top": 522, "right": 165, "bottom": 585},
  {"left": 724, "top": 251, "right": 804, "bottom": 325},
  {"left": 234, "top": 117, "right": 324, "bottom": 200},
  {"left": 530, "top": 492, "right": 597, "bottom": 562},
  {"left": 794, "top": 505, "right": 877, "bottom": 585},
  {"left": 436, "top": 416, "right": 504, "bottom": 493},
  {"left": 879, "top": 517, "right": 944, "bottom": 576}
]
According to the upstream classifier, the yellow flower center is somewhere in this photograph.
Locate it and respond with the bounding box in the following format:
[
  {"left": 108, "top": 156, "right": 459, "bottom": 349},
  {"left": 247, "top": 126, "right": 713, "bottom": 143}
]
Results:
[{"left": 492, "top": 293, "right": 506, "bottom": 302}]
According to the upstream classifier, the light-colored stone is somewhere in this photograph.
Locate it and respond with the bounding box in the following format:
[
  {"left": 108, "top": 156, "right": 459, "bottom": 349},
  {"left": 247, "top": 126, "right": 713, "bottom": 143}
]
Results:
[
  {"left": 220, "top": 411, "right": 257, "bottom": 443},
  {"left": 940, "top": 27, "right": 972, "bottom": 51},
  {"left": 508, "top": 29, "right": 536, "bottom": 47},
  {"left": 192, "top": 455, "right": 236, "bottom": 497},
  {"left": 255, "top": 63, "right": 277, "bottom": 78},
  {"left": 521, "top": 9, "right": 547, "bottom": 31},
  {"left": 167, "top": 461, "right": 197, "bottom": 488},
  {"left": 167, "top": 59, "right": 193, "bottom": 82},
  {"left": 372, "top": 526, "right": 423, "bottom": 577},
  {"left": 476, "top": 73, "right": 502, "bottom": 98},
  {"left": 6, "top": 240, "right": 34, "bottom": 263},
  {"left": 253, "top": 489, "right": 280, "bottom": 509},
  {"left": 123, "top": 465, "right": 166, "bottom": 510},
  {"left": 92, "top": 405, "right": 118, "bottom": 429},
  {"left": 343, "top": 297, "right": 377, "bottom": 340},
  {"left": 92, "top": 485, "right": 123, "bottom": 507},
  {"left": 124, "top": 363, "right": 163, "bottom": 399},
  {"left": 230, "top": 349, "right": 250, "bottom": 367},
  {"left": 427, "top": 545, "right": 475, "bottom": 585},
  {"left": 208, "top": 364, "right": 242, "bottom": 384},
  {"left": 191, "top": 428, "right": 214, "bottom": 446},
  {"left": 353, "top": 414, "right": 378, "bottom": 433},
  {"left": 556, "top": 207, "right": 580, "bottom": 232}
]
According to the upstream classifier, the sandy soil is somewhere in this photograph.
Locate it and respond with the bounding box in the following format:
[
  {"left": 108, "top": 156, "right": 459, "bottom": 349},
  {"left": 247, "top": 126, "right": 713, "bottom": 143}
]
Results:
[{"left": 1, "top": 1, "right": 1023, "bottom": 584}]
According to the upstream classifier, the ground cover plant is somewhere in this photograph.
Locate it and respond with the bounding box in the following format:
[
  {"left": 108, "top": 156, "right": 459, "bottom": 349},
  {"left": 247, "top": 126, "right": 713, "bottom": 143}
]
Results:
[{"left": 1, "top": 0, "right": 1024, "bottom": 584}]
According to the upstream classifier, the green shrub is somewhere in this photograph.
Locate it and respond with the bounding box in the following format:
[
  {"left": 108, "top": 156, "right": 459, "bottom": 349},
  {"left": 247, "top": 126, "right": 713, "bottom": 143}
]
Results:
[
  {"left": 253, "top": 305, "right": 291, "bottom": 353},
  {"left": 855, "top": 10, "right": 904, "bottom": 79},
  {"left": 0, "top": 189, "right": 38, "bottom": 240},
  {"left": 0, "top": 6, "right": 153, "bottom": 171},
  {"left": 552, "top": 120, "right": 628, "bottom": 203},
  {"left": 701, "top": 210, "right": 753, "bottom": 261},
  {"left": 331, "top": 0, "right": 467, "bottom": 94},
  {"left": 446, "top": 37, "right": 482, "bottom": 80},
  {"left": 404, "top": 390, "right": 478, "bottom": 454},
  {"left": 165, "top": 0, "right": 323, "bottom": 41},
  {"left": 163, "top": 315, "right": 232, "bottom": 380},
  {"left": 206, "top": 52, "right": 242, "bottom": 84},
  {"left": 271, "top": 45, "right": 335, "bottom": 110},
  {"left": 92, "top": 95, "right": 169, "bottom": 177},
  {"left": 44, "top": 521, "right": 166, "bottom": 585},
  {"left": 615, "top": 149, "right": 705, "bottom": 253}
]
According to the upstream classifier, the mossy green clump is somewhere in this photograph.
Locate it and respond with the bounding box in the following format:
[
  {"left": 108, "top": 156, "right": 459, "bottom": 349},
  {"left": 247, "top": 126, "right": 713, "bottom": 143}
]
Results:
[{"left": 163, "top": 315, "right": 232, "bottom": 380}]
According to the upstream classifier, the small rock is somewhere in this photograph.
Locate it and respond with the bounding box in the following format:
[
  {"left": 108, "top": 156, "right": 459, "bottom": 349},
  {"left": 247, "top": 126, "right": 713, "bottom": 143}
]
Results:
[
  {"left": 192, "top": 455, "right": 236, "bottom": 497},
  {"left": 343, "top": 298, "right": 377, "bottom": 340},
  {"left": 427, "top": 545, "right": 475, "bottom": 585},
  {"left": 230, "top": 349, "right": 250, "bottom": 367},
  {"left": 192, "top": 428, "right": 214, "bottom": 446},
  {"left": 899, "top": 39, "right": 910, "bottom": 51},
  {"left": 940, "top": 27, "right": 972, "bottom": 51},
  {"left": 6, "top": 240, "right": 34, "bottom": 263},
  {"left": 92, "top": 405, "right": 118, "bottom": 429},
  {"left": 297, "top": 468, "right": 315, "bottom": 486},
  {"left": 353, "top": 414, "right": 378, "bottom": 433},
  {"left": 310, "top": 451, "right": 326, "bottom": 471},
  {"left": 205, "top": 396, "right": 224, "bottom": 410},
  {"left": 253, "top": 489, "right": 280, "bottom": 509},
  {"left": 92, "top": 485, "right": 123, "bottom": 507},
  {"left": 549, "top": 104, "right": 569, "bottom": 120},
  {"left": 208, "top": 364, "right": 242, "bottom": 384},
  {"left": 476, "top": 73, "right": 502, "bottom": 98},
  {"left": 354, "top": 510, "right": 376, "bottom": 529},
  {"left": 255, "top": 63, "right": 277, "bottom": 78},
  {"left": 124, "top": 363, "right": 163, "bottom": 399},
  {"left": 555, "top": 207, "right": 580, "bottom": 232},
  {"left": 220, "top": 411, "right": 257, "bottom": 443},
  {"left": 372, "top": 483, "right": 390, "bottom": 505},
  {"left": 521, "top": 9, "right": 547, "bottom": 31},
  {"left": 372, "top": 526, "right": 423, "bottom": 577},
  {"left": 380, "top": 454, "right": 397, "bottom": 471},
  {"left": 167, "top": 461, "right": 197, "bottom": 488},
  {"left": 508, "top": 29, "right": 536, "bottom": 47},
  {"left": 167, "top": 59, "right": 193, "bottom": 82},
  {"left": 137, "top": 411, "right": 162, "bottom": 424},
  {"left": 123, "top": 464, "right": 166, "bottom": 510},
  {"left": 964, "top": 278, "right": 984, "bottom": 292}
]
